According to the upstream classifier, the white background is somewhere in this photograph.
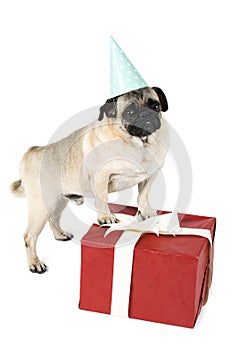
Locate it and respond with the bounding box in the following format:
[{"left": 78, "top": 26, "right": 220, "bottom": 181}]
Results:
[{"left": 1, "top": 0, "right": 232, "bottom": 349}]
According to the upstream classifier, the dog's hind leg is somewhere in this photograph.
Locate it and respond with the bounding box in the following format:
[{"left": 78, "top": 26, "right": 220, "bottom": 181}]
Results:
[
  {"left": 48, "top": 197, "right": 73, "bottom": 241},
  {"left": 24, "top": 201, "right": 48, "bottom": 273}
]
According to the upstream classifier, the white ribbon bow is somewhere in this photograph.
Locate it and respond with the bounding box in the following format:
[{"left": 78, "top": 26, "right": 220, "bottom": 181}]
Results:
[{"left": 102, "top": 212, "right": 212, "bottom": 245}]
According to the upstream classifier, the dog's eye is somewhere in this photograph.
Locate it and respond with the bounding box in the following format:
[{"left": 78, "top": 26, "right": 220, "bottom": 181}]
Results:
[
  {"left": 148, "top": 99, "right": 161, "bottom": 112},
  {"left": 152, "top": 103, "right": 160, "bottom": 112},
  {"left": 124, "top": 104, "right": 138, "bottom": 120},
  {"left": 126, "top": 109, "right": 134, "bottom": 117}
]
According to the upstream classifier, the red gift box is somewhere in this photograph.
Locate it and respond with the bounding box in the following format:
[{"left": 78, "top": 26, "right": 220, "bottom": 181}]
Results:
[{"left": 79, "top": 204, "right": 216, "bottom": 328}]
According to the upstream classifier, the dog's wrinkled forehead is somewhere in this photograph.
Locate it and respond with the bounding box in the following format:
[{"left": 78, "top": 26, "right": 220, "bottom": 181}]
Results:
[{"left": 117, "top": 87, "right": 159, "bottom": 113}]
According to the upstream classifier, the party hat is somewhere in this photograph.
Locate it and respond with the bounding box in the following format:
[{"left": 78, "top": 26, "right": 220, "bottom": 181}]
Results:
[{"left": 110, "top": 36, "right": 148, "bottom": 97}]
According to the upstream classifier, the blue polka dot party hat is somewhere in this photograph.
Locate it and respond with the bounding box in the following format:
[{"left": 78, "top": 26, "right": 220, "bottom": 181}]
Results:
[{"left": 110, "top": 36, "right": 148, "bottom": 97}]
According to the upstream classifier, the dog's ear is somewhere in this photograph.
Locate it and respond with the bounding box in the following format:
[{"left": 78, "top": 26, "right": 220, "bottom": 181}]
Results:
[
  {"left": 152, "top": 87, "right": 168, "bottom": 112},
  {"left": 98, "top": 98, "right": 118, "bottom": 121}
]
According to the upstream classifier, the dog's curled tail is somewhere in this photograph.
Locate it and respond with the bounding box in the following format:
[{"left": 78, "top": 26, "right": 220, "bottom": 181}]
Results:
[{"left": 10, "top": 179, "right": 25, "bottom": 198}]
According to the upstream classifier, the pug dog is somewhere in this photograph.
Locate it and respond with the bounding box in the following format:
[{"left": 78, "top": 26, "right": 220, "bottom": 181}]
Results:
[{"left": 10, "top": 86, "right": 169, "bottom": 273}]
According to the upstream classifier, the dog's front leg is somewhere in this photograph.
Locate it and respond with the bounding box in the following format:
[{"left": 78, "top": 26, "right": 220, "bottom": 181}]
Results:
[
  {"left": 137, "top": 175, "right": 157, "bottom": 220},
  {"left": 91, "top": 170, "right": 118, "bottom": 225}
]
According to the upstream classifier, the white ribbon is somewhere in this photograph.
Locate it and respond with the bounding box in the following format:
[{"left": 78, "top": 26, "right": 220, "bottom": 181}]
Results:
[
  {"left": 102, "top": 212, "right": 212, "bottom": 317},
  {"left": 103, "top": 212, "right": 212, "bottom": 245}
]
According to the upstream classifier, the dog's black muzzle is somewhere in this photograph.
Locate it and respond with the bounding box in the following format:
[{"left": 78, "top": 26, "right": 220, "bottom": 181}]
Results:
[{"left": 123, "top": 104, "right": 161, "bottom": 137}]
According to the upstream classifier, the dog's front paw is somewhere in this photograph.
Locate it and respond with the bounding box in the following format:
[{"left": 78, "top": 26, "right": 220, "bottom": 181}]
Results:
[
  {"left": 29, "top": 260, "right": 47, "bottom": 274},
  {"left": 55, "top": 231, "right": 74, "bottom": 241},
  {"left": 98, "top": 213, "right": 120, "bottom": 225},
  {"left": 137, "top": 208, "right": 158, "bottom": 221}
]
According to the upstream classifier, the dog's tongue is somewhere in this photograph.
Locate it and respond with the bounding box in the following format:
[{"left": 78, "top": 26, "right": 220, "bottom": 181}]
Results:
[{"left": 141, "top": 136, "right": 148, "bottom": 143}]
